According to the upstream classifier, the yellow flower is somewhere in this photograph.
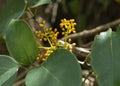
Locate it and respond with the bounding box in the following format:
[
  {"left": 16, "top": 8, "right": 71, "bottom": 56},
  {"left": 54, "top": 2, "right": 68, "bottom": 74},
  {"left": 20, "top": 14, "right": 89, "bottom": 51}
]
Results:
[
  {"left": 35, "top": 19, "right": 77, "bottom": 60},
  {"left": 60, "top": 18, "right": 76, "bottom": 35}
]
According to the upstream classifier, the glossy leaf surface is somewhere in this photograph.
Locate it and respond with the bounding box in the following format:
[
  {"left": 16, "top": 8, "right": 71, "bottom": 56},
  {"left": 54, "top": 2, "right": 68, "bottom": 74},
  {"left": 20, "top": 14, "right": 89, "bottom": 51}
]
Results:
[
  {"left": 0, "top": 55, "right": 19, "bottom": 86},
  {"left": 5, "top": 19, "right": 38, "bottom": 65},
  {"left": 25, "top": 49, "right": 82, "bottom": 86},
  {"left": 0, "top": 0, "right": 25, "bottom": 36},
  {"left": 91, "top": 28, "right": 120, "bottom": 86}
]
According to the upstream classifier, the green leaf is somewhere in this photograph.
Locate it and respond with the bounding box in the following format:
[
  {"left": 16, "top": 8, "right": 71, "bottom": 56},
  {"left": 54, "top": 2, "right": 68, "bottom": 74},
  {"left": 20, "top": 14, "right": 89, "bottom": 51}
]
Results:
[
  {"left": 5, "top": 19, "right": 38, "bottom": 65},
  {"left": 0, "top": 55, "right": 19, "bottom": 86},
  {"left": 30, "top": 0, "right": 51, "bottom": 8},
  {"left": 25, "top": 49, "right": 82, "bottom": 86},
  {"left": 0, "top": 0, "right": 25, "bottom": 36},
  {"left": 91, "top": 28, "right": 120, "bottom": 86}
]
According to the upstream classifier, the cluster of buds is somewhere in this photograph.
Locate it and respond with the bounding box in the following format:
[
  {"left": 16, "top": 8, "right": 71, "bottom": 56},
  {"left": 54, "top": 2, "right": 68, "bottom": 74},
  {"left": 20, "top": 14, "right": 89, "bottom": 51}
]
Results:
[
  {"left": 35, "top": 21, "right": 59, "bottom": 44},
  {"left": 35, "top": 19, "right": 77, "bottom": 61},
  {"left": 60, "top": 19, "right": 76, "bottom": 36},
  {"left": 60, "top": 19, "right": 76, "bottom": 50}
]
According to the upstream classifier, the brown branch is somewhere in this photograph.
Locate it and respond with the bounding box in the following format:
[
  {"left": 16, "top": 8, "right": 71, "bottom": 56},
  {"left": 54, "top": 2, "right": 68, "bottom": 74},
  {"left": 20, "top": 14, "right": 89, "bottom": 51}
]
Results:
[
  {"left": 16, "top": 70, "right": 27, "bottom": 81},
  {"left": 61, "top": 18, "right": 120, "bottom": 40},
  {"left": 13, "top": 79, "right": 25, "bottom": 86},
  {"left": 26, "top": 10, "right": 36, "bottom": 32},
  {"left": 58, "top": 40, "right": 90, "bottom": 60},
  {"left": 72, "top": 47, "right": 90, "bottom": 58},
  {"left": 14, "top": 65, "right": 33, "bottom": 86}
]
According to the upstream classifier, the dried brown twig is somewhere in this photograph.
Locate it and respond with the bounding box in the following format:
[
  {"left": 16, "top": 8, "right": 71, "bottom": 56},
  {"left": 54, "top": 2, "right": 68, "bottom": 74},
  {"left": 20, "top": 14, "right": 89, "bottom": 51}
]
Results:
[
  {"left": 13, "top": 79, "right": 25, "bottom": 86},
  {"left": 58, "top": 40, "right": 90, "bottom": 60}
]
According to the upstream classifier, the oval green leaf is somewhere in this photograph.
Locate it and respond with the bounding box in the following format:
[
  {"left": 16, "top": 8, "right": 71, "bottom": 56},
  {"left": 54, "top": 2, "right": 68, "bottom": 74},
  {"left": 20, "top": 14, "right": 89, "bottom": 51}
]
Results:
[
  {"left": 0, "top": 0, "right": 25, "bottom": 36},
  {"left": 91, "top": 28, "right": 120, "bottom": 86},
  {"left": 30, "top": 0, "right": 51, "bottom": 8},
  {"left": 0, "top": 55, "right": 19, "bottom": 86},
  {"left": 5, "top": 19, "right": 38, "bottom": 65},
  {"left": 25, "top": 49, "right": 82, "bottom": 86}
]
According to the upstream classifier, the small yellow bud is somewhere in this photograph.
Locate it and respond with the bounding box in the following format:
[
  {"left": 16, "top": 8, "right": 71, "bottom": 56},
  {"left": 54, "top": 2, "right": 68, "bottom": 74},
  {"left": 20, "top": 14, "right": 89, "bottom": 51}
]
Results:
[
  {"left": 42, "top": 20, "right": 46, "bottom": 24},
  {"left": 62, "top": 28, "right": 65, "bottom": 31},
  {"left": 72, "top": 43, "right": 76, "bottom": 46},
  {"left": 39, "top": 24, "right": 44, "bottom": 28},
  {"left": 68, "top": 38, "right": 71, "bottom": 42},
  {"left": 49, "top": 28, "right": 52, "bottom": 31},
  {"left": 70, "top": 19, "right": 75, "bottom": 22},
  {"left": 54, "top": 28, "right": 57, "bottom": 32},
  {"left": 62, "top": 32, "right": 65, "bottom": 35},
  {"left": 35, "top": 31, "right": 39, "bottom": 34},
  {"left": 45, "top": 28, "right": 49, "bottom": 32},
  {"left": 39, "top": 39, "right": 42, "bottom": 41},
  {"left": 43, "top": 38, "right": 47, "bottom": 41},
  {"left": 36, "top": 57, "right": 40, "bottom": 60},
  {"left": 42, "top": 58, "right": 47, "bottom": 61},
  {"left": 69, "top": 49, "right": 72, "bottom": 52},
  {"left": 45, "top": 53, "right": 50, "bottom": 57},
  {"left": 73, "top": 31, "right": 76, "bottom": 33}
]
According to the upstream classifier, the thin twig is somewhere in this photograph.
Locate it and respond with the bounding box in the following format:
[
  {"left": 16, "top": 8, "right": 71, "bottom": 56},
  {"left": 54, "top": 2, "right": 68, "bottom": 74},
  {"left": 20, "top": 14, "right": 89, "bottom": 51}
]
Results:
[
  {"left": 14, "top": 65, "right": 33, "bottom": 86},
  {"left": 16, "top": 70, "right": 28, "bottom": 81},
  {"left": 25, "top": 0, "right": 36, "bottom": 32},
  {"left": 51, "top": 0, "right": 61, "bottom": 23},
  {"left": 13, "top": 79, "right": 25, "bottom": 86},
  {"left": 58, "top": 40, "right": 90, "bottom": 59},
  {"left": 61, "top": 18, "right": 120, "bottom": 40}
]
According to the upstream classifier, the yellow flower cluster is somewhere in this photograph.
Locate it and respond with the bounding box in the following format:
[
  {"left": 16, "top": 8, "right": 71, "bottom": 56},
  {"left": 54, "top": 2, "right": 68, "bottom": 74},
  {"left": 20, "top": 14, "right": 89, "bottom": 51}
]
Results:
[
  {"left": 35, "top": 21, "right": 59, "bottom": 44},
  {"left": 35, "top": 19, "right": 77, "bottom": 61},
  {"left": 35, "top": 28, "right": 59, "bottom": 43},
  {"left": 36, "top": 46, "right": 56, "bottom": 61},
  {"left": 60, "top": 19, "right": 76, "bottom": 36},
  {"left": 60, "top": 19, "right": 76, "bottom": 49}
]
